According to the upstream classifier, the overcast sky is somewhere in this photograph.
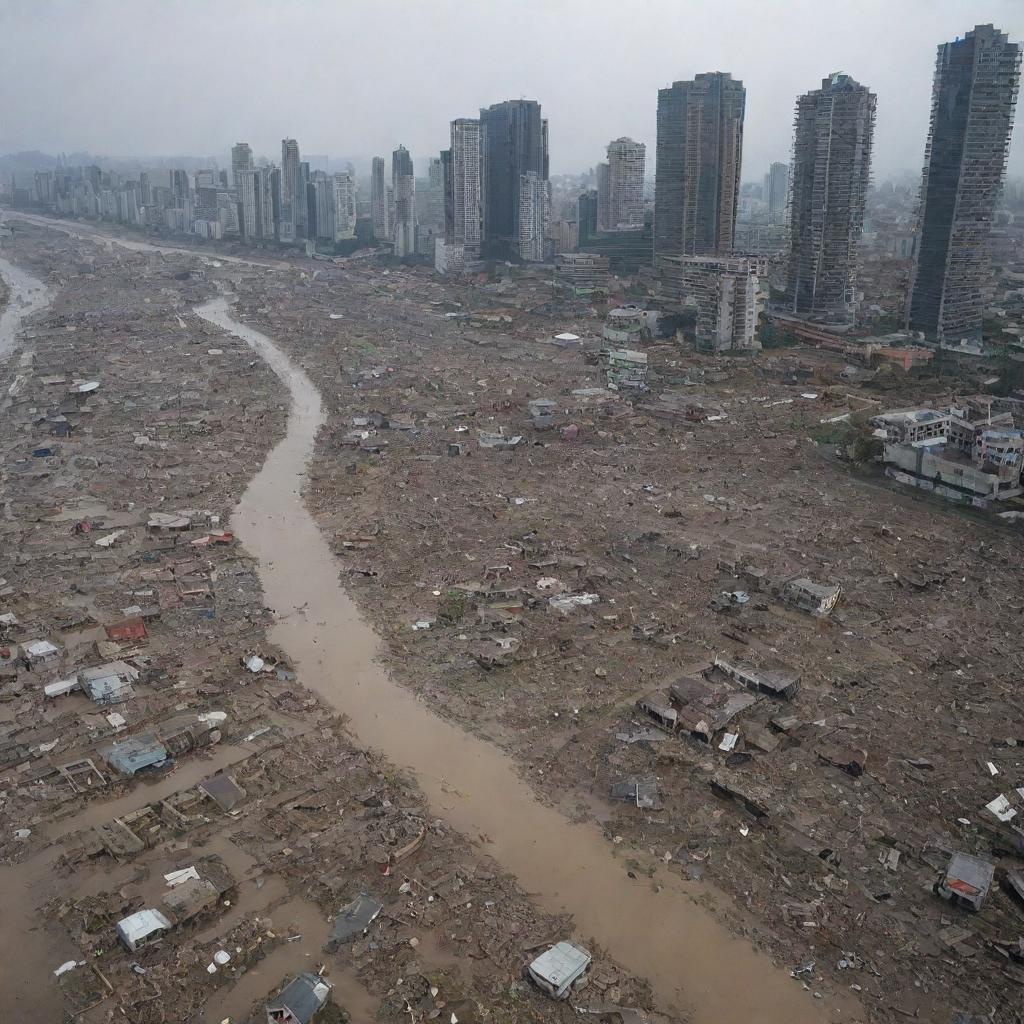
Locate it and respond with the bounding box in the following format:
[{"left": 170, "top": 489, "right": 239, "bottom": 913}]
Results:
[{"left": 2, "top": 0, "right": 1023, "bottom": 181}]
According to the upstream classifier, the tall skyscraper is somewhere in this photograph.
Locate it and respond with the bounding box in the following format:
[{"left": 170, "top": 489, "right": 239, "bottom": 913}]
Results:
[
  {"left": 518, "top": 171, "right": 550, "bottom": 262},
  {"left": 391, "top": 145, "right": 416, "bottom": 257},
  {"left": 297, "top": 160, "right": 310, "bottom": 240},
  {"left": 479, "top": 99, "right": 548, "bottom": 257},
  {"left": 231, "top": 143, "right": 253, "bottom": 187},
  {"left": 333, "top": 172, "right": 356, "bottom": 241},
  {"left": 371, "top": 156, "right": 391, "bottom": 241},
  {"left": 447, "top": 119, "right": 484, "bottom": 256},
  {"left": 596, "top": 163, "right": 611, "bottom": 231},
  {"left": 416, "top": 158, "right": 445, "bottom": 232},
  {"left": 309, "top": 170, "right": 334, "bottom": 241},
  {"left": 605, "top": 138, "right": 646, "bottom": 230},
  {"left": 279, "top": 138, "right": 301, "bottom": 243},
  {"left": 908, "top": 24, "right": 1022, "bottom": 343},
  {"left": 269, "top": 167, "right": 281, "bottom": 239},
  {"left": 236, "top": 168, "right": 258, "bottom": 239},
  {"left": 170, "top": 169, "right": 189, "bottom": 204},
  {"left": 654, "top": 72, "right": 745, "bottom": 260},
  {"left": 577, "top": 190, "right": 599, "bottom": 245},
  {"left": 765, "top": 161, "right": 789, "bottom": 224},
  {"left": 785, "top": 73, "right": 876, "bottom": 323},
  {"left": 236, "top": 166, "right": 276, "bottom": 241}
]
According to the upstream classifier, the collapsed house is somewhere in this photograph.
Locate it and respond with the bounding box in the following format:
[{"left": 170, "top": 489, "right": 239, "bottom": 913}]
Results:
[
  {"left": 637, "top": 655, "right": 799, "bottom": 746},
  {"left": 115, "top": 909, "right": 171, "bottom": 953},
  {"left": 776, "top": 576, "right": 842, "bottom": 617},
  {"left": 266, "top": 973, "right": 332, "bottom": 1024},
  {"left": 602, "top": 347, "right": 648, "bottom": 391},
  {"left": 80, "top": 660, "right": 140, "bottom": 704}
]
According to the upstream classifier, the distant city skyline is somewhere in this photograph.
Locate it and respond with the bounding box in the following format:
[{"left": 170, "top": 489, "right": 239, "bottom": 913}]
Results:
[{"left": 2, "top": 1, "right": 1023, "bottom": 180}]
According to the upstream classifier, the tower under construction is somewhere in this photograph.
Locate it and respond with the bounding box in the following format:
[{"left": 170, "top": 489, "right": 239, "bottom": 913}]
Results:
[{"left": 785, "top": 73, "right": 875, "bottom": 324}]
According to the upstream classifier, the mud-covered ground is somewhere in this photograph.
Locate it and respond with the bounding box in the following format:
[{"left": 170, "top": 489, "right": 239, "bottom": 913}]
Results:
[
  {"left": 227, "top": 256, "right": 1024, "bottom": 1024},
  {"left": 0, "top": 224, "right": 674, "bottom": 1024}
]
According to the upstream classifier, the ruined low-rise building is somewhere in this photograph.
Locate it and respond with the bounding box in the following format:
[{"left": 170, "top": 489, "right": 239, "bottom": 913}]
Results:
[
  {"left": 553, "top": 252, "right": 609, "bottom": 295},
  {"left": 659, "top": 255, "right": 763, "bottom": 352},
  {"left": 602, "top": 306, "right": 660, "bottom": 345},
  {"left": 777, "top": 576, "right": 842, "bottom": 617},
  {"left": 602, "top": 347, "right": 648, "bottom": 391},
  {"left": 874, "top": 399, "right": 1024, "bottom": 505}
]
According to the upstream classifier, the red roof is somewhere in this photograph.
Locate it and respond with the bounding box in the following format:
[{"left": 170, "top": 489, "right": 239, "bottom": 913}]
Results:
[{"left": 105, "top": 617, "right": 148, "bottom": 641}]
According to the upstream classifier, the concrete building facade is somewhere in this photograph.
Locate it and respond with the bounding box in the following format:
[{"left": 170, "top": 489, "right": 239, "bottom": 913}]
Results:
[
  {"left": 449, "top": 119, "right": 484, "bottom": 256},
  {"left": 518, "top": 171, "right": 550, "bottom": 262},
  {"left": 661, "top": 255, "right": 762, "bottom": 352},
  {"left": 332, "top": 172, "right": 356, "bottom": 241}
]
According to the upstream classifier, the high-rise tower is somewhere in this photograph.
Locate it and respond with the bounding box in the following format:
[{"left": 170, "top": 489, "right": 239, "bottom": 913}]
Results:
[
  {"left": 908, "top": 24, "right": 1021, "bottom": 343},
  {"left": 231, "top": 143, "right": 253, "bottom": 188},
  {"left": 279, "top": 138, "right": 301, "bottom": 243},
  {"left": 391, "top": 146, "right": 416, "bottom": 257},
  {"left": 479, "top": 99, "right": 548, "bottom": 258},
  {"left": 603, "top": 137, "right": 646, "bottom": 230},
  {"left": 654, "top": 73, "right": 745, "bottom": 260},
  {"left": 371, "top": 156, "right": 391, "bottom": 241},
  {"left": 785, "top": 73, "right": 876, "bottom": 323}
]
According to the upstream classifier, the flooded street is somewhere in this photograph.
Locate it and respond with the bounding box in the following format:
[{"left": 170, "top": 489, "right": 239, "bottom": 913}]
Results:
[
  {"left": 0, "top": 252, "right": 52, "bottom": 357},
  {"left": 196, "top": 296, "right": 853, "bottom": 1024}
]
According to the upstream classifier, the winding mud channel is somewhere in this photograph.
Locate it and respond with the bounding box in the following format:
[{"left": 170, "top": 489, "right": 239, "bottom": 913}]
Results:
[{"left": 197, "top": 295, "right": 855, "bottom": 1024}]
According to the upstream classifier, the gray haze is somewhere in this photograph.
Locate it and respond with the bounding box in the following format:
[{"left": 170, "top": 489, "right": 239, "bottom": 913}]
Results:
[{"left": 2, "top": 0, "right": 1023, "bottom": 180}]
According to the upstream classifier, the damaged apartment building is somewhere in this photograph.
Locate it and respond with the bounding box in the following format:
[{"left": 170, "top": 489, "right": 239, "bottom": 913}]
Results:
[
  {"left": 660, "top": 255, "right": 764, "bottom": 351},
  {"left": 873, "top": 395, "right": 1024, "bottom": 505}
]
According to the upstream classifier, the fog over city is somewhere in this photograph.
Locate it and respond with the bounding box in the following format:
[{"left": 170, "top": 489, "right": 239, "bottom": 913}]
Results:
[{"left": 2, "top": 0, "right": 1023, "bottom": 178}]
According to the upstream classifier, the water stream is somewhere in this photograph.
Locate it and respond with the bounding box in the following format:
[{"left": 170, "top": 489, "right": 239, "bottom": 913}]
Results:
[{"left": 196, "top": 296, "right": 854, "bottom": 1024}]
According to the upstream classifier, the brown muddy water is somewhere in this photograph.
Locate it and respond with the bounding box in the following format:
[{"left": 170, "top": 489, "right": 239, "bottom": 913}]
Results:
[{"left": 197, "top": 296, "right": 859, "bottom": 1024}]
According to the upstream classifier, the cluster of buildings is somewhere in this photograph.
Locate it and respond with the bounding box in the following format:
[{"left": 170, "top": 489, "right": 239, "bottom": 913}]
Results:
[
  {"left": 434, "top": 99, "right": 551, "bottom": 272},
  {"left": 635, "top": 24, "right": 1020, "bottom": 354},
  {"left": 30, "top": 139, "right": 359, "bottom": 249},
  {"left": 873, "top": 396, "right": 1024, "bottom": 505},
  {"left": 12, "top": 24, "right": 1020, "bottom": 349}
]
